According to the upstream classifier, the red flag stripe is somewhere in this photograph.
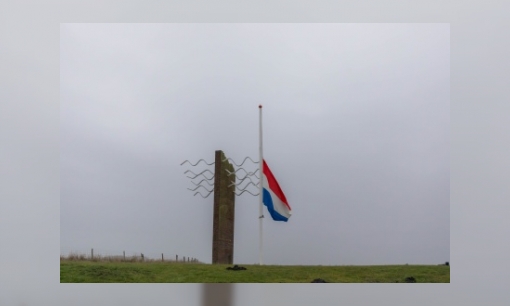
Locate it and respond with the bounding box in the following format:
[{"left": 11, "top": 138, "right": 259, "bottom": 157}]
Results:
[{"left": 262, "top": 160, "right": 291, "bottom": 211}]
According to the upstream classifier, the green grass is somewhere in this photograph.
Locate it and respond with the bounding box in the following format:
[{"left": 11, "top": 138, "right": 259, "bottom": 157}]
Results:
[{"left": 60, "top": 260, "right": 450, "bottom": 283}]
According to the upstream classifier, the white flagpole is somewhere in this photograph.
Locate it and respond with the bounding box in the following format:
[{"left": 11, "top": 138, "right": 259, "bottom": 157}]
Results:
[{"left": 258, "top": 104, "right": 264, "bottom": 265}]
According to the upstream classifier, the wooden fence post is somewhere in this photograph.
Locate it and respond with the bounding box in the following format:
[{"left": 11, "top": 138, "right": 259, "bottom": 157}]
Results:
[
  {"left": 123, "top": 251, "right": 125, "bottom": 260},
  {"left": 162, "top": 253, "right": 164, "bottom": 261},
  {"left": 176, "top": 255, "right": 178, "bottom": 261},
  {"left": 91, "top": 248, "right": 93, "bottom": 260}
]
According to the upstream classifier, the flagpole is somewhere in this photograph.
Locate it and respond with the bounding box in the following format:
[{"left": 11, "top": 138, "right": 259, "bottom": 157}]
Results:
[{"left": 258, "top": 104, "right": 263, "bottom": 265}]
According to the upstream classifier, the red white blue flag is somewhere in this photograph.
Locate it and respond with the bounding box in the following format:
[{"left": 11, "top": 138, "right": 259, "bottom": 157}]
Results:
[{"left": 262, "top": 160, "right": 292, "bottom": 221}]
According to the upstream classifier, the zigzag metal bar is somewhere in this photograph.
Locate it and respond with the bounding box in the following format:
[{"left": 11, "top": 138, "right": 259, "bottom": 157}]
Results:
[
  {"left": 180, "top": 159, "right": 215, "bottom": 166},
  {"left": 225, "top": 167, "right": 259, "bottom": 175},
  {"left": 234, "top": 189, "right": 260, "bottom": 196},
  {"left": 222, "top": 157, "right": 259, "bottom": 167},
  {"left": 185, "top": 169, "right": 214, "bottom": 180},
  {"left": 190, "top": 178, "right": 214, "bottom": 187},
  {"left": 228, "top": 176, "right": 259, "bottom": 188},
  {"left": 240, "top": 172, "right": 260, "bottom": 180},
  {"left": 225, "top": 168, "right": 260, "bottom": 180},
  {"left": 244, "top": 169, "right": 260, "bottom": 177},
  {"left": 194, "top": 190, "right": 214, "bottom": 198},
  {"left": 187, "top": 173, "right": 214, "bottom": 180},
  {"left": 187, "top": 184, "right": 214, "bottom": 192},
  {"left": 231, "top": 181, "right": 259, "bottom": 192},
  {"left": 184, "top": 169, "right": 214, "bottom": 176},
  {"left": 229, "top": 172, "right": 260, "bottom": 181},
  {"left": 232, "top": 172, "right": 260, "bottom": 181},
  {"left": 225, "top": 168, "right": 245, "bottom": 175}
]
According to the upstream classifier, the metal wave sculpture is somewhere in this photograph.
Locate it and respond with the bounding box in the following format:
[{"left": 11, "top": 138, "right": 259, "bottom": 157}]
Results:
[
  {"left": 181, "top": 159, "right": 215, "bottom": 198},
  {"left": 182, "top": 156, "right": 260, "bottom": 198},
  {"left": 224, "top": 157, "right": 260, "bottom": 197}
]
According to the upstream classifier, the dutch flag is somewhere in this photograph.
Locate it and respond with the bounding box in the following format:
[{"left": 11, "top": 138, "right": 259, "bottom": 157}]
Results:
[{"left": 262, "top": 160, "right": 292, "bottom": 222}]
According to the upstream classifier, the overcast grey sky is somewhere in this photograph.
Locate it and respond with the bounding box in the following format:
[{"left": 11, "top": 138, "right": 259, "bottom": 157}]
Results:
[{"left": 60, "top": 23, "right": 449, "bottom": 265}]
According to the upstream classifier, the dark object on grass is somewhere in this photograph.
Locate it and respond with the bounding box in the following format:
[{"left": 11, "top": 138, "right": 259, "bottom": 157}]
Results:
[
  {"left": 445, "top": 261, "right": 449, "bottom": 266},
  {"left": 404, "top": 276, "right": 416, "bottom": 283},
  {"left": 226, "top": 265, "right": 246, "bottom": 271},
  {"left": 311, "top": 278, "right": 328, "bottom": 283}
]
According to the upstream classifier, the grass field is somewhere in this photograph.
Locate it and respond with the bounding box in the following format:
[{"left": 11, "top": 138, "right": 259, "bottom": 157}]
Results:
[{"left": 60, "top": 260, "right": 450, "bottom": 283}]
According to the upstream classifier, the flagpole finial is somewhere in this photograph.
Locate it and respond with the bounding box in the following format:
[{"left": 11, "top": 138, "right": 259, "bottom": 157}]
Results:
[{"left": 259, "top": 104, "right": 262, "bottom": 108}]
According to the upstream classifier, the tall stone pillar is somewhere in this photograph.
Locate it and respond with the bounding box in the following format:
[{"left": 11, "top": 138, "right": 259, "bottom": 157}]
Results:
[{"left": 212, "top": 150, "right": 236, "bottom": 264}]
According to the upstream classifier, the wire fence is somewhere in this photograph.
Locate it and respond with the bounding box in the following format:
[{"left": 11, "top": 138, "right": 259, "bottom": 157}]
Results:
[{"left": 60, "top": 248, "right": 201, "bottom": 263}]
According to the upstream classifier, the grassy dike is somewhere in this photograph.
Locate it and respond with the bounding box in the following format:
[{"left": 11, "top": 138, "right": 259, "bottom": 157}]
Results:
[{"left": 60, "top": 260, "right": 450, "bottom": 283}]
